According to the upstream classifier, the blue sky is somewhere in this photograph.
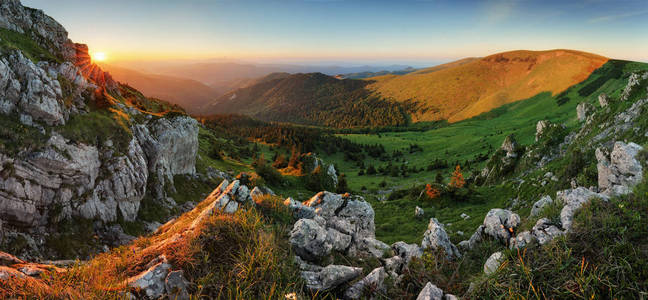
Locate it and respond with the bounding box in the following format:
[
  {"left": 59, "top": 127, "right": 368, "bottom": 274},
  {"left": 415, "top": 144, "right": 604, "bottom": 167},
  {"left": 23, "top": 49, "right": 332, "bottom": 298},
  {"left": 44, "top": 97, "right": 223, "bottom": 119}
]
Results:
[{"left": 22, "top": 0, "right": 648, "bottom": 65}]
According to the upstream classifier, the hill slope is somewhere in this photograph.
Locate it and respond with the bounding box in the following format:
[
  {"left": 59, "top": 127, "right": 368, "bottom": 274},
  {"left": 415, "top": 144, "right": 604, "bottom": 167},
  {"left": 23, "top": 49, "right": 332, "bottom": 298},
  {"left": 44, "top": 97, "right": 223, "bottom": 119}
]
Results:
[
  {"left": 203, "top": 72, "right": 410, "bottom": 128},
  {"left": 366, "top": 49, "right": 608, "bottom": 122},
  {"left": 99, "top": 63, "right": 219, "bottom": 114}
]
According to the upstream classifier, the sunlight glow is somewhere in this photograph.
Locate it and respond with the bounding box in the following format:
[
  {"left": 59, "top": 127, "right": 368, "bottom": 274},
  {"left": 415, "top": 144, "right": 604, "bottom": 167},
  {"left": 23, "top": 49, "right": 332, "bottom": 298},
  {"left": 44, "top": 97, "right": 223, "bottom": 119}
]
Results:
[{"left": 92, "top": 52, "right": 107, "bottom": 62}]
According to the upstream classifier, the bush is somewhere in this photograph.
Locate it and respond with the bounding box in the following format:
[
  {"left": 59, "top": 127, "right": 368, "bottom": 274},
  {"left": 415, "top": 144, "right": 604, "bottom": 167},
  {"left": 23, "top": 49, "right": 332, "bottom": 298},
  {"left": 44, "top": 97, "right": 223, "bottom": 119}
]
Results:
[{"left": 254, "top": 163, "right": 284, "bottom": 186}]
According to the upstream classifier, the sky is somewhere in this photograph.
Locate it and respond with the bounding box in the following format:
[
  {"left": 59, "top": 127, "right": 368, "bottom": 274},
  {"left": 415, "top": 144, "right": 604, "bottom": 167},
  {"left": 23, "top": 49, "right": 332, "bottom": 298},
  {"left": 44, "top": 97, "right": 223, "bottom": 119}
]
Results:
[{"left": 22, "top": 0, "right": 648, "bottom": 66}]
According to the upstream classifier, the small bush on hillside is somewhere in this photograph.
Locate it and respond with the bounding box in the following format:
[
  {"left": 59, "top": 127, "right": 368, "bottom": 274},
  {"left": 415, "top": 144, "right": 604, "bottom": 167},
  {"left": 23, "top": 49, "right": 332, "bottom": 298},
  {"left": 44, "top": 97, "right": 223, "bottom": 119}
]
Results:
[{"left": 254, "top": 162, "right": 284, "bottom": 186}]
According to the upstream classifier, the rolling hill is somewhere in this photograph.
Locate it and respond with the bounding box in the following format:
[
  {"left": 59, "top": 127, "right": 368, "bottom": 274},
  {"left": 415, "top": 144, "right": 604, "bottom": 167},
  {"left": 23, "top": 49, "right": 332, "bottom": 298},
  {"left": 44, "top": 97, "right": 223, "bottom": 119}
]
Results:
[
  {"left": 366, "top": 49, "right": 608, "bottom": 122},
  {"left": 203, "top": 72, "right": 410, "bottom": 128},
  {"left": 202, "top": 49, "right": 608, "bottom": 127},
  {"left": 98, "top": 63, "right": 220, "bottom": 114}
]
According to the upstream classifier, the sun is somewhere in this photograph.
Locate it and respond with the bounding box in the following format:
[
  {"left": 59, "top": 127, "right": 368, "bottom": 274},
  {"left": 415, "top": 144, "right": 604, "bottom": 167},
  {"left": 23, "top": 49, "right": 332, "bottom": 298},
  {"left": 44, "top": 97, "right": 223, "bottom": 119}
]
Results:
[{"left": 92, "top": 52, "right": 107, "bottom": 62}]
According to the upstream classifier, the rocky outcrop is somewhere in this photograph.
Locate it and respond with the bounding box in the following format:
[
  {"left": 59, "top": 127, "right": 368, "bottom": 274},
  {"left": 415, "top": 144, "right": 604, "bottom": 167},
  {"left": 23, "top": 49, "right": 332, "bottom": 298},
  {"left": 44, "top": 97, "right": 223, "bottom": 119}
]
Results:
[
  {"left": 598, "top": 93, "right": 610, "bottom": 107},
  {"left": 535, "top": 120, "right": 550, "bottom": 142},
  {"left": 557, "top": 187, "right": 607, "bottom": 231},
  {"left": 125, "top": 255, "right": 189, "bottom": 300},
  {"left": 133, "top": 116, "right": 199, "bottom": 202},
  {"left": 416, "top": 282, "right": 457, "bottom": 300},
  {"left": 596, "top": 142, "right": 644, "bottom": 196},
  {"left": 421, "top": 218, "right": 460, "bottom": 259},
  {"left": 288, "top": 192, "right": 386, "bottom": 259},
  {"left": 620, "top": 72, "right": 648, "bottom": 101},
  {"left": 0, "top": 133, "right": 147, "bottom": 227},
  {"left": 531, "top": 218, "right": 563, "bottom": 245},
  {"left": 290, "top": 218, "right": 333, "bottom": 261},
  {"left": 576, "top": 102, "right": 594, "bottom": 122},
  {"left": 501, "top": 134, "right": 520, "bottom": 158},
  {"left": 0, "top": 51, "right": 67, "bottom": 126},
  {"left": 0, "top": 0, "right": 75, "bottom": 60}
]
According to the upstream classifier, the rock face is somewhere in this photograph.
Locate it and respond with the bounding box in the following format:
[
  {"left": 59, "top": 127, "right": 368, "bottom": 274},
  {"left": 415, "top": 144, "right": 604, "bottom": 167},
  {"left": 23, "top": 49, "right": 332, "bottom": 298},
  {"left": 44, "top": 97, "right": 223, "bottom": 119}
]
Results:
[
  {"left": 290, "top": 218, "right": 333, "bottom": 261},
  {"left": 0, "top": 0, "right": 75, "bottom": 60},
  {"left": 421, "top": 218, "right": 460, "bottom": 259},
  {"left": 576, "top": 102, "right": 595, "bottom": 122},
  {"left": 596, "top": 142, "right": 644, "bottom": 196},
  {"left": 484, "top": 251, "right": 504, "bottom": 275},
  {"left": 482, "top": 209, "right": 520, "bottom": 243},
  {"left": 134, "top": 116, "right": 199, "bottom": 202}
]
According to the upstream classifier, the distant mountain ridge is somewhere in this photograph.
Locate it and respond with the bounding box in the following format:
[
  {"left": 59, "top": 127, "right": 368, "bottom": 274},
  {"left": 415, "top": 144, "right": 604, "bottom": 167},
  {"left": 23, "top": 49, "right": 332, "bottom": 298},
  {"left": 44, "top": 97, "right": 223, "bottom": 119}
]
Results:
[{"left": 203, "top": 49, "right": 609, "bottom": 127}]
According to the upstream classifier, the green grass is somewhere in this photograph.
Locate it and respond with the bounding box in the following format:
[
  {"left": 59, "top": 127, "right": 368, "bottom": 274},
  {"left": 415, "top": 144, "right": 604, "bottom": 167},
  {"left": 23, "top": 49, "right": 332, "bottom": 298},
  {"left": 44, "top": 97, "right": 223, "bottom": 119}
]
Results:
[
  {"left": 0, "top": 27, "right": 59, "bottom": 62},
  {"left": 57, "top": 110, "right": 133, "bottom": 155},
  {"left": 316, "top": 60, "right": 648, "bottom": 246}
]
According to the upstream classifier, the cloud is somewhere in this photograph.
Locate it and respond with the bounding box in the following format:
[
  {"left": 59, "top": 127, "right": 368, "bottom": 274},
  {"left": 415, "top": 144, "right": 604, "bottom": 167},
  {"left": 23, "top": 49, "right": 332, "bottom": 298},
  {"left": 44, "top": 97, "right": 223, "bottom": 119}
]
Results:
[{"left": 589, "top": 9, "right": 648, "bottom": 23}]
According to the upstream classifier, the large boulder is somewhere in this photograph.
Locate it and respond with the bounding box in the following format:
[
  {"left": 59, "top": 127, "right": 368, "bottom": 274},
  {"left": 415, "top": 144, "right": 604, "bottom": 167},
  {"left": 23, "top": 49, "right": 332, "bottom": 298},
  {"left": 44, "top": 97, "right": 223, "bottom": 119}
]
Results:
[
  {"left": 596, "top": 142, "right": 644, "bottom": 196},
  {"left": 289, "top": 192, "right": 381, "bottom": 258},
  {"left": 482, "top": 209, "right": 520, "bottom": 243},
  {"left": 421, "top": 218, "right": 460, "bottom": 259}
]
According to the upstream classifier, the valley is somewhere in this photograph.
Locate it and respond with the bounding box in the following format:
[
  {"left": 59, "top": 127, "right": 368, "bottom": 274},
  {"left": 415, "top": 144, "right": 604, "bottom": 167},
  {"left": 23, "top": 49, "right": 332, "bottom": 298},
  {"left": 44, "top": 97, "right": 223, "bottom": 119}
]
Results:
[{"left": 1, "top": 0, "right": 648, "bottom": 299}]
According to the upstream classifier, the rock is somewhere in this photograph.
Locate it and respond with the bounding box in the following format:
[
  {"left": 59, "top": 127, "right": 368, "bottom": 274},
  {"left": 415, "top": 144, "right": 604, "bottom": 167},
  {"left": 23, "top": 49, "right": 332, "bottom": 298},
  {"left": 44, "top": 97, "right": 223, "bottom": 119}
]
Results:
[
  {"left": 535, "top": 120, "right": 550, "bottom": 142},
  {"left": 484, "top": 251, "right": 504, "bottom": 275},
  {"left": 302, "top": 192, "right": 379, "bottom": 257},
  {"left": 558, "top": 187, "right": 607, "bottom": 231},
  {"left": 392, "top": 241, "right": 423, "bottom": 265},
  {"left": 358, "top": 237, "right": 390, "bottom": 259},
  {"left": 444, "top": 294, "right": 459, "bottom": 300},
  {"left": 482, "top": 209, "right": 520, "bottom": 243},
  {"left": 290, "top": 218, "right": 332, "bottom": 261},
  {"left": 532, "top": 218, "right": 564, "bottom": 245},
  {"left": 416, "top": 282, "right": 444, "bottom": 300},
  {"left": 301, "top": 264, "right": 362, "bottom": 291},
  {"left": 0, "top": 251, "right": 24, "bottom": 266},
  {"left": 577, "top": 102, "right": 595, "bottom": 122},
  {"left": 165, "top": 270, "right": 190, "bottom": 300},
  {"left": 620, "top": 72, "right": 648, "bottom": 101},
  {"left": 294, "top": 255, "right": 323, "bottom": 272},
  {"left": 530, "top": 196, "right": 553, "bottom": 217},
  {"left": 126, "top": 256, "right": 171, "bottom": 299},
  {"left": 509, "top": 231, "right": 537, "bottom": 249},
  {"left": 133, "top": 116, "right": 199, "bottom": 202},
  {"left": 596, "top": 142, "right": 644, "bottom": 196},
  {"left": 343, "top": 267, "right": 387, "bottom": 299},
  {"left": 460, "top": 213, "right": 470, "bottom": 220},
  {"left": 458, "top": 225, "right": 484, "bottom": 251},
  {"left": 421, "top": 218, "right": 460, "bottom": 259},
  {"left": 501, "top": 134, "right": 520, "bottom": 158},
  {"left": 598, "top": 93, "right": 610, "bottom": 107},
  {"left": 284, "top": 197, "right": 316, "bottom": 219},
  {"left": 384, "top": 255, "right": 404, "bottom": 274},
  {"left": 415, "top": 206, "right": 424, "bottom": 217},
  {"left": 326, "top": 228, "right": 352, "bottom": 252}
]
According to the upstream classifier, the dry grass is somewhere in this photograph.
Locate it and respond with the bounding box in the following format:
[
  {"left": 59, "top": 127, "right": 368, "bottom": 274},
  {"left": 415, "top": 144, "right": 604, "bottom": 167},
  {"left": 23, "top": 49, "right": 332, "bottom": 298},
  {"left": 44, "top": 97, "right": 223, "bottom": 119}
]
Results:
[{"left": 366, "top": 49, "right": 608, "bottom": 122}]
